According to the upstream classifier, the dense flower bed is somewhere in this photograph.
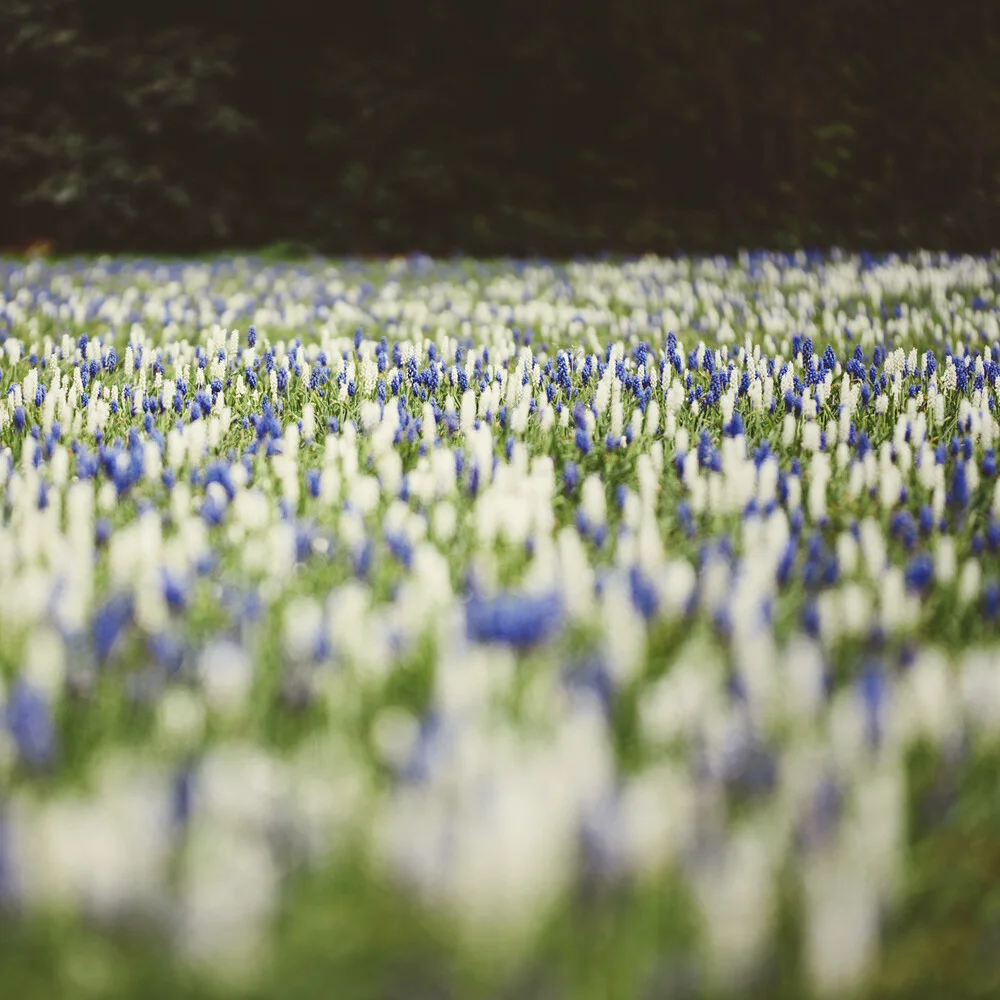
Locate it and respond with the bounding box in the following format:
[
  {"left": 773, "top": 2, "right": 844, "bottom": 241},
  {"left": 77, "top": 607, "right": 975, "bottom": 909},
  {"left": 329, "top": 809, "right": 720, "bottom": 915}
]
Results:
[{"left": 1, "top": 251, "right": 1000, "bottom": 997}]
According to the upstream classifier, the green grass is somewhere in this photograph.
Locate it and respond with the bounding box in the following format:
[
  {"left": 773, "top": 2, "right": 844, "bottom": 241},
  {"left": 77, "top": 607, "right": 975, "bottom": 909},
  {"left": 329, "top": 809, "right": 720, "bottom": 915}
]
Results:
[{"left": 2, "top": 251, "right": 1000, "bottom": 998}]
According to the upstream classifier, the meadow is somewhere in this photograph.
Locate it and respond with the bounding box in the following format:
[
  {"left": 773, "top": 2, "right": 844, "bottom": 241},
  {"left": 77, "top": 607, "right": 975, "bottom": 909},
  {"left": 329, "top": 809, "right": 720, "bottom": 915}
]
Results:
[{"left": 1, "top": 251, "right": 1000, "bottom": 999}]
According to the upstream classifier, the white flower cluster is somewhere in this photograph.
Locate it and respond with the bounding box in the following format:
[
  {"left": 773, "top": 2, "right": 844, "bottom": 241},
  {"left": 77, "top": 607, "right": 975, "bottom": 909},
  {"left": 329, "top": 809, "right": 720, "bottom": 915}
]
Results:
[{"left": 0, "top": 251, "right": 999, "bottom": 993}]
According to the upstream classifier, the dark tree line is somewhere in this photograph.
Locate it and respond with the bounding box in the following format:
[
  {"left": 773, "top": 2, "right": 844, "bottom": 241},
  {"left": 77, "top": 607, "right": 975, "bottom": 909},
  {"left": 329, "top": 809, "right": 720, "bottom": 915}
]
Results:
[{"left": 2, "top": 0, "right": 1000, "bottom": 256}]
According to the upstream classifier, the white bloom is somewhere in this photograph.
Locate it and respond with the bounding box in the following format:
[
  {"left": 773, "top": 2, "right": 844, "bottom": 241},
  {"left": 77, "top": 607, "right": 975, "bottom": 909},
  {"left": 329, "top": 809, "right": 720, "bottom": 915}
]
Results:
[{"left": 197, "top": 641, "right": 254, "bottom": 716}]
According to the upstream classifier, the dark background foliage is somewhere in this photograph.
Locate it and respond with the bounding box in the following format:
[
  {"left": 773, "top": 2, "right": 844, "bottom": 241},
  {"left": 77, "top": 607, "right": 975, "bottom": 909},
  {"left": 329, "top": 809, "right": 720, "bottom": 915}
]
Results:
[{"left": 2, "top": 0, "right": 999, "bottom": 256}]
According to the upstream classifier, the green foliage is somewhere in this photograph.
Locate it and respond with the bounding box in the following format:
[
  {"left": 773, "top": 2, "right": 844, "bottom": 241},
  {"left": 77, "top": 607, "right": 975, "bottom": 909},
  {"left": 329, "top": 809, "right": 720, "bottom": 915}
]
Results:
[
  {"left": 2, "top": 0, "right": 1000, "bottom": 254},
  {"left": 0, "top": 0, "right": 251, "bottom": 250}
]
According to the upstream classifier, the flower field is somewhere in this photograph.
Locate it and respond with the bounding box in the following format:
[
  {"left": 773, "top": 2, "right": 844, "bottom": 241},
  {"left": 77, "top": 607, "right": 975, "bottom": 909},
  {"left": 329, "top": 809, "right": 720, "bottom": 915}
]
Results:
[{"left": 1, "top": 251, "right": 1000, "bottom": 999}]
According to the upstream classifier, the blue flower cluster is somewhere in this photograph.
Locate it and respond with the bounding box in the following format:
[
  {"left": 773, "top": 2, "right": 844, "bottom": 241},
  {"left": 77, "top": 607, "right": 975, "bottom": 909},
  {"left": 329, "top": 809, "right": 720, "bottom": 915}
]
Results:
[{"left": 0, "top": 251, "right": 998, "bottom": 993}]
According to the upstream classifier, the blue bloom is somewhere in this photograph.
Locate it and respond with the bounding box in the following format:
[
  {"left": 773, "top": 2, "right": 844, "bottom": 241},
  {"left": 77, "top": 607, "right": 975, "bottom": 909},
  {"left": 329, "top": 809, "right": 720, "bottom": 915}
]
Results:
[
  {"left": 724, "top": 412, "right": 745, "bottom": 438},
  {"left": 984, "top": 580, "right": 1000, "bottom": 620},
  {"left": 466, "top": 591, "right": 562, "bottom": 647},
  {"left": 859, "top": 661, "right": 886, "bottom": 747},
  {"left": 171, "top": 763, "right": 197, "bottom": 830},
  {"left": 195, "top": 552, "right": 217, "bottom": 576},
  {"left": 254, "top": 400, "right": 282, "bottom": 440},
  {"left": 776, "top": 541, "right": 797, "bottom": 586},
  {"left": 952, "top": 462, "right": 970, "bottom": 508},
  {"left": 162, "top": 571, "right": 188, "bottom": 611},
  {"left": 988, "top": 519, "right": 1000, "bottom": 552},
  {"left": 904, "top": 552, "right": 935, "bottom": 593},
  {"left": 95, "top": 517, "right": 112, "bottom": 546},
  {"left": 386, "top": 532, "right": 413, "bottom": 569},
  {"left": 93, "top": 593, "right": 134, "bottom": 661},
  {"left": 563, "top": 461, "right": 579, "bottom": 492},
  {"left": 203, "top": 461, "right": 236, "bottom": 501},
  {"left": 353, "top": 540, "right": 373, "bottom": 578},
  {"left": 628, "top": 566, "right": 659, "bottom": 620},
  {"left": 919, "top": 505, "right": 935, "bottom": 535},
  {"left": 801, "top": 601, "right": 821, "bottom": 638},
  {"left": 5, "top": 682, "right": 56, "bottom": 767},
  {"left": 149, "top": 633, "right": 185, "bottom": 674}
]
